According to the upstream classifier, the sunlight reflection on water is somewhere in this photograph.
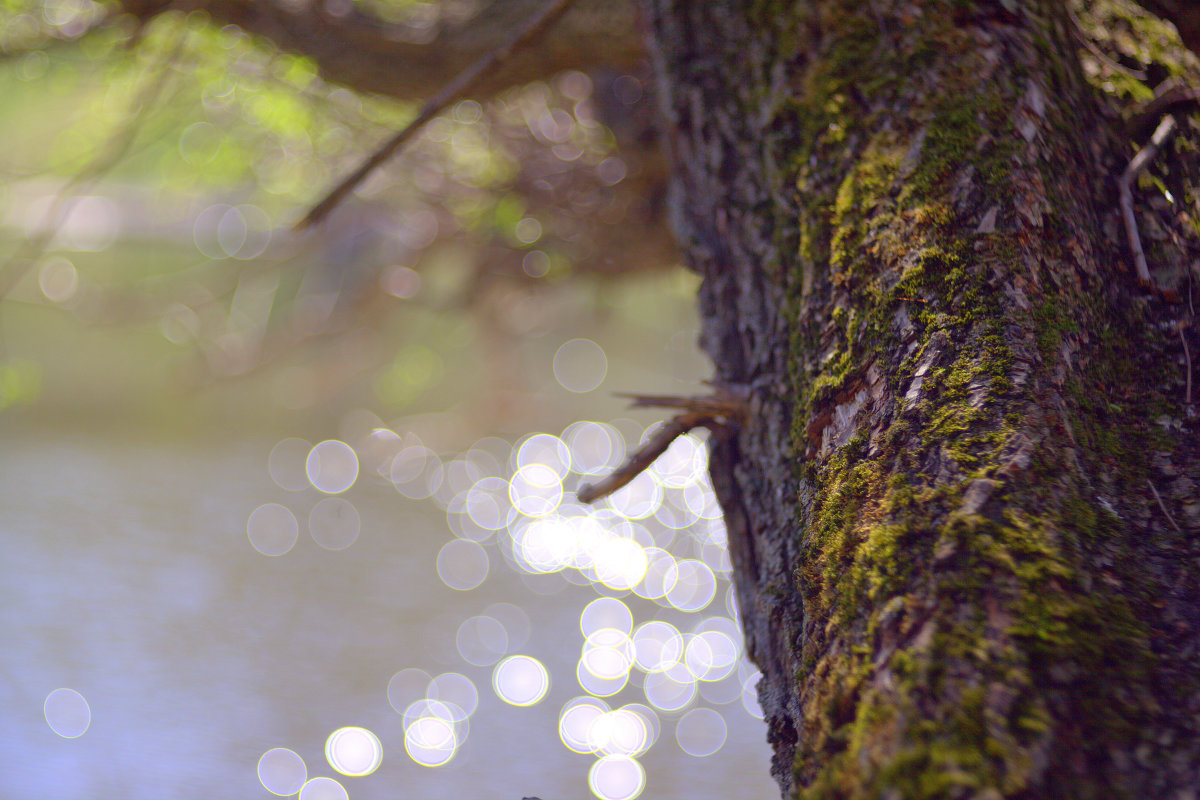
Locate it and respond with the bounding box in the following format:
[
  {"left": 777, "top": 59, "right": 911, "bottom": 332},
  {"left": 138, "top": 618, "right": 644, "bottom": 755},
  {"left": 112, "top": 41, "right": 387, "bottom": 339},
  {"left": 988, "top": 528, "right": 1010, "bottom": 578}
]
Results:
[
  {"left": 249, "top": 420, "right": 767, "bottom": 800},
  {"left": 1, "top": 424, "right": 773, "bottom": 800}
]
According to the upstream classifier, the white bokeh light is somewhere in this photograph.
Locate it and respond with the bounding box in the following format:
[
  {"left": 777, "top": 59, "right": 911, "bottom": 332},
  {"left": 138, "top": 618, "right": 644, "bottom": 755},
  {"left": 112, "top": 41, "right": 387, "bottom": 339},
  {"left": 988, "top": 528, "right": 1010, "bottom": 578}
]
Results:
[
  {"left": 43, "top": 688, "right": 90, "bottom": 739},
  {"left": 589, "top": 755, "right": 645, "bottom": 800},
  {"left": 324, "top": 727, "right": 382, "bottom": 777},
  {"left": 405, "top": 715, "right": 458, "bottom": 767},
  {"left": 553, "top": 338, "right": 607, "bottom": 393},
  {"left": 664, "top": 559, "right": 717, "bottom": 612},
  {"left": 269, "top": 438, "right": 313, "bottom": 491},
  {"left": 589, "top": 708, "right": 649, "bottom": 757},
  {"left": 247, "top": 503, "right": 299, "bottom": 556},
  {"left": 258, "top": 748, "right": 307, "bottom": 796},
  {"left": 306, "top": 440, "right": 359, "bottom": 494},
  {"left": 559, "top": 696, "right": 610, "bottom": 754},
  {"left": 675, "top": 707, "right": 727, "bottom": 757},
  {"left": 509, "top": 464, "right": 563, "bottom": 517},
  {"left": 428, "top": 672, "right": 479, "bottom": 718},
  {"left": 605, "top": 472, "right": 662, "bottom": 520},
  {"left": 564, "top": 421, "right": 624, "bottom": 475},
  {"left": 437, "top": 539, "right": 489, "bottom": 590},
  {"left": 632, "top": 621, "right": 684, "bottom": 673},
  {"left": 493, "top": 655, "right": 549, "bottom": 706},
  {"left": 516, "top": 433, "right": 572, "bottom": 479},
  {"left": 298, "top": 777, "right": 348, "bottom": 800},
  {"left": 309, "top": 497, "right": 360, "bottom": 550},
  {"left": 388, "top": 668, "right": 432, "bottom": 714},
  {"left": 643, "top": 665, "right": 697, "bottom": 712},
  {"left": 580, "top": 597, "right": 633, "bottom": 637}
]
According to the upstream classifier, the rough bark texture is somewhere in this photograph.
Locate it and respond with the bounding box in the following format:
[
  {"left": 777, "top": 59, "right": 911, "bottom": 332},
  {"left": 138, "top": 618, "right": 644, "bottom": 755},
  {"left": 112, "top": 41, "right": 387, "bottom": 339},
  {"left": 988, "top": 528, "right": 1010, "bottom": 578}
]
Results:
[{"left": 646, "top": 0, "right": 1200, "bottom": 797}]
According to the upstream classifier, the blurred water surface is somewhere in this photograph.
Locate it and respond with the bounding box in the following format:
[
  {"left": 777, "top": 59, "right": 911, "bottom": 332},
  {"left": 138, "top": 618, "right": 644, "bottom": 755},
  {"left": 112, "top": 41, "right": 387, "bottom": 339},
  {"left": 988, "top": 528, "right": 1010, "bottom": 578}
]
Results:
[{"left": 0, "top": 419, "right": 776, "bottom": 799}]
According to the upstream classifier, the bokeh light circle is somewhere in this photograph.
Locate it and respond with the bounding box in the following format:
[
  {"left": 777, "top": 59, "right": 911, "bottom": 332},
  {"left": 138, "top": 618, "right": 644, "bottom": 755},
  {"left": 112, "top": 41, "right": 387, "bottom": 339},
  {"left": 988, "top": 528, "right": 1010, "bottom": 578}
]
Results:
[
  {"left": 43, "top": 688, "right": 90, "bottom": 739},
  {"left": 632, "top": 621, "right": 684, "bottom": 673},
  {"left": 456, "top": 615, "right": 508, "bottom": 666},
  {"left": 39, "top": 257, "right": 78, "bottom": 302},
  {"left": 588, "top": 755, "right": 646, "bottom": 800},
  {"left": 428, "top": 672, "right": 479, "bottom": 718},
  {"left": 387, "top": 668, "right": 432, "bottom": 714},
  {"left": 309, "top": 497, "right": 360, "bottom": 550},
  {"left": 577, "top": 657, "right": 630, "bottom": 697},
  {"left": 437, "top": 539, "right": 489, "bottom": 590},
  {"left": 324, "top": 726, "right": 382, "bottom": 777},
  {"left": 247, "top": 503, "right": 299, "bottom": 556},
  {"left": 675, "top": 707, "right": 727, "bottom": 757},
  {"left": 664, "top": 559, "right": 717, "bottom": 612},
  {"left": 564, "top": 421, "right": 624, "bottom": 475},
  {"left": 269, "top": 438, "right": 313, "bottom": 491},
  {"left": 516, "top": 433, "right": 571, "bottom": 479},
  {"left": 493, "top": 655, "right": 549, "bottom": 706},
  {"left": 306, "top": 440, "right": 359, "bottom": 494},
  {"left": 580, "top": 597, "right": 633, "bottom": 637},
  {"left": 298, "top": 776, "right": 348, "bottom": 800},
  {"left": 258, "top": 748, "right": 307, "bottom": 796},
  {"left": 405, "top": 715, "right": 458, "bottom": 767},
  {"left": 589, "top": 709, "right": 649, "bottom": 757},
  {"left": 509, "top": 464, "right": 563, "bottom": 517},
  {"left": 553, "top": 338, "right": 607, "bottom": 393},
  {"left": 643, "top": 667, "right": 697, "bottom": 712},
  {"left": 559, "top": 696, "right": 610, "bottom": 754}
]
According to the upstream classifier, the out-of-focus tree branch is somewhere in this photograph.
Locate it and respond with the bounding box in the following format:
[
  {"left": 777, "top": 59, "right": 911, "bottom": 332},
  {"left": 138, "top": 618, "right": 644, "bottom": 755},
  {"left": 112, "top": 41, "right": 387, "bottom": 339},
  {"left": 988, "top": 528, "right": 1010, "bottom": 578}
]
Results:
[
  {"left": 1134, "top": 0, "right": 1200, "bottom": 57},
  {"left": 114, "top": 0, "right": 644, "bottom": 102}
]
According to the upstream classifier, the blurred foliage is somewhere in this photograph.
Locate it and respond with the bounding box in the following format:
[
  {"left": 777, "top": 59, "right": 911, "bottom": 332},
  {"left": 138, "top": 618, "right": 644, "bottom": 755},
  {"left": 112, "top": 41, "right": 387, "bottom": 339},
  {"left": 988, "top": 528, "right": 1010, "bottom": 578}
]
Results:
[{"left": 0, "top": 0, "right": 687, "bottom": 430}]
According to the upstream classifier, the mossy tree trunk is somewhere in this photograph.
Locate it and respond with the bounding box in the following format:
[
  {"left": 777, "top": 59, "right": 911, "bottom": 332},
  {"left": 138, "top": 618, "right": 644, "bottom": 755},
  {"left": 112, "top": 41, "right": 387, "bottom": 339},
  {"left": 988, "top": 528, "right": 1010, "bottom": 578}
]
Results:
[{"left": 645, "top": 1, "right": 1200, "bottom": 797}]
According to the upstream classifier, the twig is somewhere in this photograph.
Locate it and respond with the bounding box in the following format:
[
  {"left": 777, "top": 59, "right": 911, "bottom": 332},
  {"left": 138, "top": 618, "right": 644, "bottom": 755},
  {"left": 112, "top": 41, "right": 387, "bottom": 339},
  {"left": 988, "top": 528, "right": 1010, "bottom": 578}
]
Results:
[
  {"left": 1067, "top": 6, "right": 1147, "bottom": 83},
  {"left": 576, "top": 391, "right": 748, "bottom": 504},
  {"left": 1127, "top": 82, "right": 1200, "bottom": 141},
  {"left": 1120, "top": 114, "right": 1177, "bottom": 284},
  {"left": 1180, "top": 320, "right": 1193, "bottom": 408},
  {"left": 1147, "top": 479, "right": 1183, "bottom": 534},
  {"left": 577, "top": 413, "right": 704, "bottom": 504},
  {"left": 295, "top": 0, "right": 577, "bottom": 231}
]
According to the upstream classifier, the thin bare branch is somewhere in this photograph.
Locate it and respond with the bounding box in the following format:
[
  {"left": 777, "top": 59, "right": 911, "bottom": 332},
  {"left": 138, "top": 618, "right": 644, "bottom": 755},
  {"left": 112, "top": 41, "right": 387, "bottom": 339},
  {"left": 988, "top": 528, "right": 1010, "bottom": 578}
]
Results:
[
  {"left": 577, "top": 412, "right": 703, "bottom": 504},
  {"left": 1180, "top": 320, "right": 1193, "bottom": 408},
  {"left": 1120, "top": 114, "right": 1177, "bottom": 284},
  {"left": 576, "top": 390, "right": 748, "bottom": 504},
  {"left": 295, "top": 0, "right": 577, "bottom": 231},
  {"left": 1147, "top": 479, "right": 1184, "bottom": 534}
]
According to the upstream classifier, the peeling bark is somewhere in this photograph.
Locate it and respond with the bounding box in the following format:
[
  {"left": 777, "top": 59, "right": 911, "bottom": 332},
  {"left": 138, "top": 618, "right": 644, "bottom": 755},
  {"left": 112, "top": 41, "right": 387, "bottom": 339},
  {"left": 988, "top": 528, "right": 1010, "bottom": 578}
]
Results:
[{"left": 646, "top": 0, "right": 1200, "bottom": 797}]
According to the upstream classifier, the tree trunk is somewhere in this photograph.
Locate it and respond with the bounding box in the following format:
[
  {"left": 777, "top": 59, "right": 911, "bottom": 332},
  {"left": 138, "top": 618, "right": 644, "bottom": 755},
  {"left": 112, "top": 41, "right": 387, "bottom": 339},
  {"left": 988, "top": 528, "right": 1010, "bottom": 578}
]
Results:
[{"left": 644, "top": 1, "right": 1200, "bottom": 797}]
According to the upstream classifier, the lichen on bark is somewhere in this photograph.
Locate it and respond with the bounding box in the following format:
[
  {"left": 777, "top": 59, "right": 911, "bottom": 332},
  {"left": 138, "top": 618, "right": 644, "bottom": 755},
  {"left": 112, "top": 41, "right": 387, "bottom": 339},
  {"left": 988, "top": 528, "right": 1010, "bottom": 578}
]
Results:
[{"left": 646, "top": 0, "right": 1200, "bottom": 796}]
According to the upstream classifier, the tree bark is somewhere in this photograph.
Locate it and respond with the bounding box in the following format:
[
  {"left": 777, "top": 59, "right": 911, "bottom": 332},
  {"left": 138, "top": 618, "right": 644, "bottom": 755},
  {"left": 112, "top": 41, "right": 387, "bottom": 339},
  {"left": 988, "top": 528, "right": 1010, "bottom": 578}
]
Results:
[{"left": 645, "top": 0, "right": 1200, "bottom": 797}]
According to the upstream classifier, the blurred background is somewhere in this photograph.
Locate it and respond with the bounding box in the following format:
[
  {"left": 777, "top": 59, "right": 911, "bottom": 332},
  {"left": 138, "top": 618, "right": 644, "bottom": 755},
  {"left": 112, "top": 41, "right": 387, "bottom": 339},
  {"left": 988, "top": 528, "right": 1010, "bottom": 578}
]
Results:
[{"left": 0, "top": 2, "right": 777, "bottom": 800}]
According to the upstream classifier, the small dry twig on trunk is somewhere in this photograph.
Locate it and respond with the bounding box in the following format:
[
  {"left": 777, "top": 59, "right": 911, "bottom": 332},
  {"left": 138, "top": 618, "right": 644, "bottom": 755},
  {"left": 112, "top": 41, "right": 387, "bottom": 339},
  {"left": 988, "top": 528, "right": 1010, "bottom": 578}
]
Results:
[
  {"left": 576, "top": 391, "right": 748, "bottom": 504},
  {"left": 295, "top": 0, "right": 577, "bottom": 231}
]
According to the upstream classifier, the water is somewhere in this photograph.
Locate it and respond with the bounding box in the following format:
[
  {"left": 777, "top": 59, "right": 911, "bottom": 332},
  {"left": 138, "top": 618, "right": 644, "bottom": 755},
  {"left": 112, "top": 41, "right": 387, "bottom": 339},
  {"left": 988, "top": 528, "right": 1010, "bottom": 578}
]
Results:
[{"left": 0, "top": 422, "right": 777, "bottom": 799}]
